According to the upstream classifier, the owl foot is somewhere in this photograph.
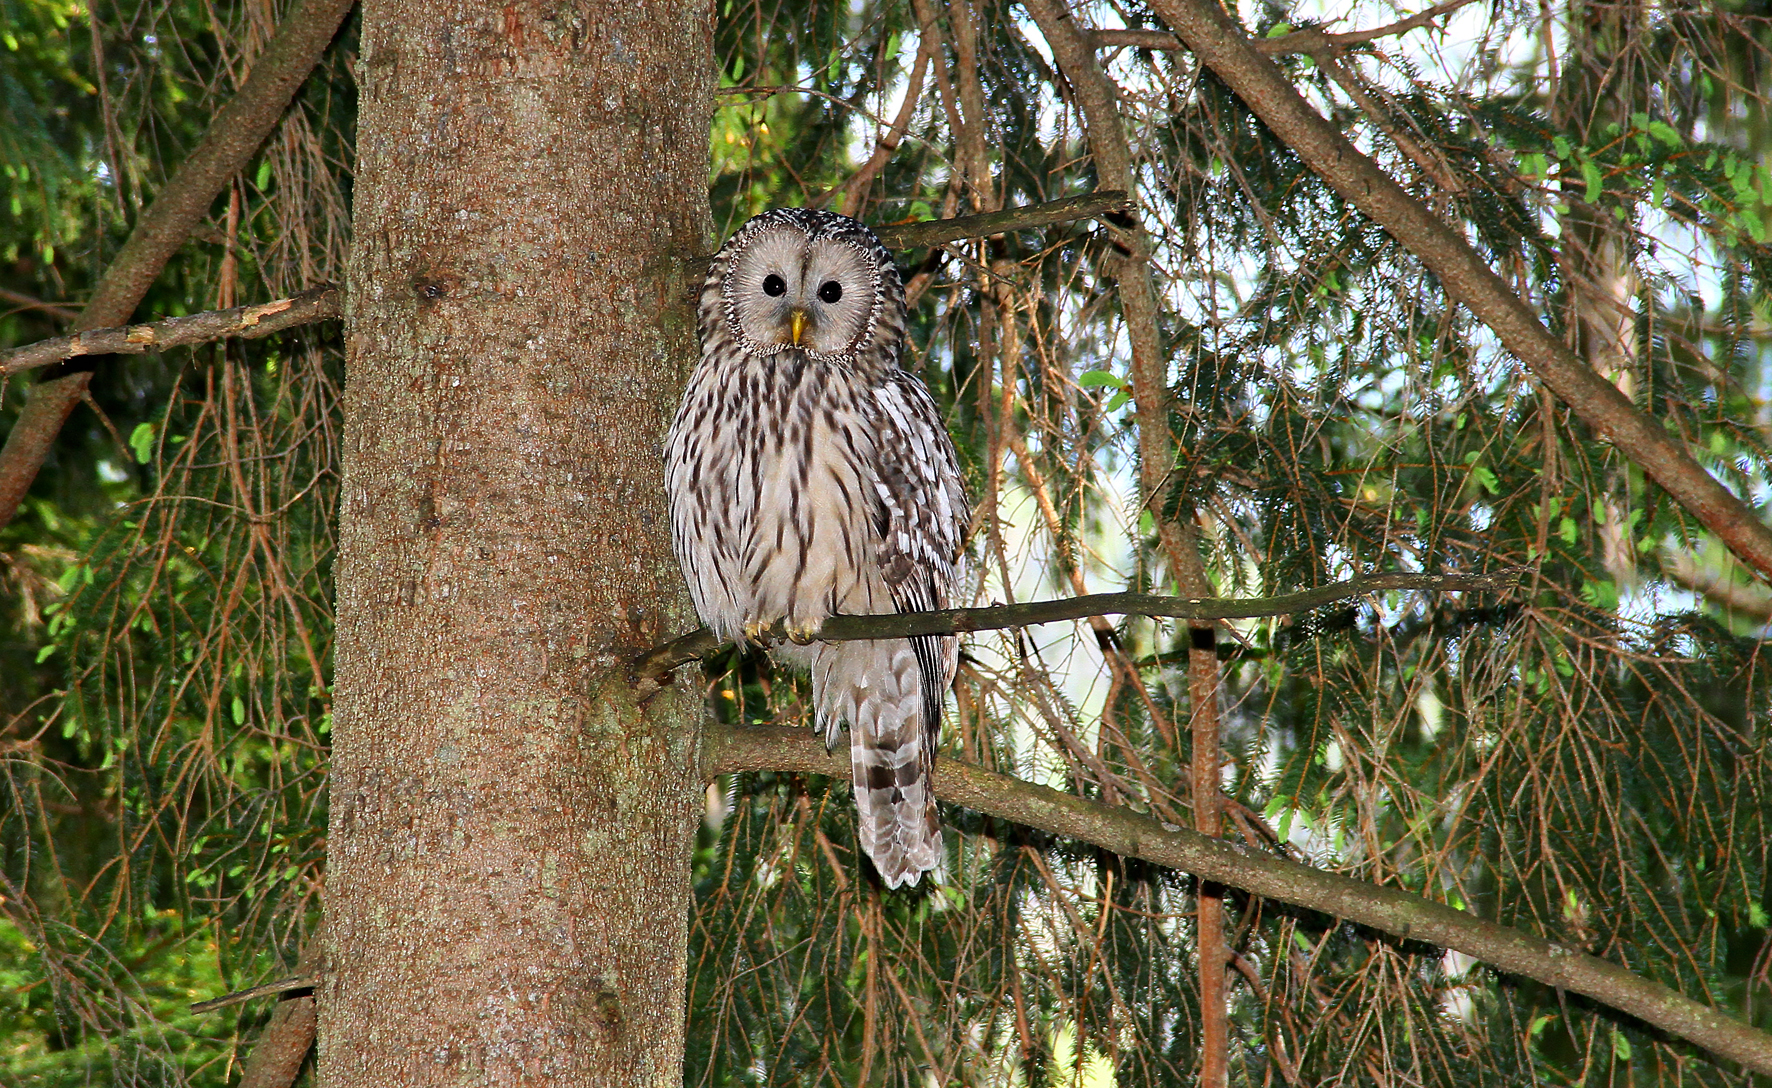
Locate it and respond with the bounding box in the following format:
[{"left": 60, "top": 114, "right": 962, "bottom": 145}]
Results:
[
  {"left": 784, "top": 620, "right": 822, "bottom": 645},
  {"left": 741, "top": 619, "right": 777, "bottom": 646}
]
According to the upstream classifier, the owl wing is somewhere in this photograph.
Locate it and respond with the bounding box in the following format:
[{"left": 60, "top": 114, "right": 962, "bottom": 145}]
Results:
[{"left": 868, "top": 370, "right": 969, "bottom": 728}]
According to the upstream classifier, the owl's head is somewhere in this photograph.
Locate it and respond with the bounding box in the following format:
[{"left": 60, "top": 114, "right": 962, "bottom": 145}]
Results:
[{"left": 715, "top": 208, "right": 904, "bottom": 365}]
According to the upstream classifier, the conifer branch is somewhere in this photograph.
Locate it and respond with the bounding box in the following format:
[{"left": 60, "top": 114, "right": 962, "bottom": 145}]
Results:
[
  {"left": 1091, "top": 0, "right": 1480, "bottom": 56},
  {"left": 632, "top": 568, "right": 1522, "bottom": 683},
  {"left": 1, "top": 286, "right": 342, "bottom": 375},
  {"left": 0, "top": 0, "right": 356, "bottom": 531},
  {"left": 1133, "top": 0, "right": 1772, "bottom": 583},
  {"left": 190, "top": 974, "right": 315, "bottom": 1014},
  {"left": 703, "top": 723, "right": 1772, "bottom": 1076},
  {"left": 0, "top": 193, "right": 1126, "bottom": 377},
  {"left": 872, "top": 190, "right": 1130, "bottom": 250}
]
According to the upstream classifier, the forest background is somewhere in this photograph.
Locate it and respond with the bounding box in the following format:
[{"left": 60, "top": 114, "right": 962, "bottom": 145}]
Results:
[{"left": 2, "top": 0, "right": 1772, "bottom": 1084}]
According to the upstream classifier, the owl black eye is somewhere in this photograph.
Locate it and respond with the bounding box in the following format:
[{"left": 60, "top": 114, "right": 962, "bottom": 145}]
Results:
[
  {"left": 762, "top": 274, "right": 787, "bottom": 297},
  {"left": 818, "top": 280, "right": 843, "bottom": 304}
]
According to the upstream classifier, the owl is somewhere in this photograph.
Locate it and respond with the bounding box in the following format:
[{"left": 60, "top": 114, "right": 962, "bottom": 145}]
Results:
[{"left": 665, "top": 208, "right": 970, "bottom": 889}]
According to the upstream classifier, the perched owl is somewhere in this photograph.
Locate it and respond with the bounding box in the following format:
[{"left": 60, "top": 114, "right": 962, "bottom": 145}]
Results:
[{"left": 665, "top": 208, "right": 970, "bottom": 888}]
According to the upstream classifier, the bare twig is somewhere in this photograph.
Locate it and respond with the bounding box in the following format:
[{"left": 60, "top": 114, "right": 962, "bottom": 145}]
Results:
[
  {"left": 0, "top": 287, "right": 81, "bottom": 322},
  {"left": 632, "top": 569, "right": 1522, "bottom": 682},
  {"left": 1, "top": 286, "right": 341, "bottom": 375},
  {"left": 190, "top": 973, "right": 316, "bottom": 1014},
  {"left": 0, "top": 194, "right": 1129, "bottom": 377},
  {"left": 1092, "top": 0, "right": 1481, "bottom": 56},
  {"left": 702, "top": 723, "right": 1772, "bottom": 1076},
  {"left": 1137, "top": 0, "right": 1772, "bottom": 583},
  {"left": 873, "top": 191, "right": 1129, "bottom": 250},
  {"left": 0, "top": 0, "right": 356, "bottom": 531}
]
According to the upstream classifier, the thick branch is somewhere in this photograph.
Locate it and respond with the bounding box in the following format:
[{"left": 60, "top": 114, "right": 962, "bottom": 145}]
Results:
[
  {"left": 633, "top": 569, "right": 1521, "bottom": 681},
  {"left": 236, "top": 993, "right": 317, "bottom": 1088},
  {"left": 1021, "top": 0, "right": 1230, "bottom": 1074},
  {"left": 1092, "top": 0, "right": 1480, "bottom": 56},
  {"left": 703, "top": 723, "right": 1772, "bottom": 1075},
  {"left": 232, "top": 931, "right": 323, "bottom": 1088},
  {"left": 1136, "top": 0, "right": 1772, "bottom": 582},
  {"left": 0, "top": 0, "right": 355, "bottom": 531},
  {"left": 1, "top": 286, "right": 341, "bottom": 375}
]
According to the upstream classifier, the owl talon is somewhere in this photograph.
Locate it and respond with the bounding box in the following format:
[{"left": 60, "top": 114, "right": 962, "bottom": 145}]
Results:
[
  {"left": 741, "top": 619, "right": 776, "bottom": 646},
  {"left": 785, "top": 620, "right": 822, "bottom": 645}
]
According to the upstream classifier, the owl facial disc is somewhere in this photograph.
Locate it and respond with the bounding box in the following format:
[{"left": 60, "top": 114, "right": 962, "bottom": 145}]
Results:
[{"left": 722, "top": 223, "right": 881, "bottom": 361}]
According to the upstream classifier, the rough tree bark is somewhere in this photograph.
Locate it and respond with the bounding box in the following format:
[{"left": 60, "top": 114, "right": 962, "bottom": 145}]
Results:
[{"left": 320, "top": 1, "right": 713, "bottom": 1084}]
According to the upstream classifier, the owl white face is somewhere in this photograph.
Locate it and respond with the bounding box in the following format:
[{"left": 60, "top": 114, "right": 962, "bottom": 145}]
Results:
[{"left": 724, "top": 225, "right": 880, "bottom": 360}]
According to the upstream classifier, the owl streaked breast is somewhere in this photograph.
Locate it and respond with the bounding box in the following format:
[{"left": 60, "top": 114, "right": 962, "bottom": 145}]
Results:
[{"left": 664, "top": 208, "right": 969, "bottom": 889}]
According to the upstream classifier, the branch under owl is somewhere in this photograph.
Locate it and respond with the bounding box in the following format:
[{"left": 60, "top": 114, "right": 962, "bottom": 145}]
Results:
[
  {"left": 631, "top": 567, "right": 1523, "bottom": 684},
  {"left": 701, "top": 722, "right": 1772, "bottom": 1076},
  {"left": 0, "top": 192, "right": 1130, "bottom": 375}
]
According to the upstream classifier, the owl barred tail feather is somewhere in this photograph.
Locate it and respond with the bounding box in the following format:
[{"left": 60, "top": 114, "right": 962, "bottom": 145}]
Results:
[{"left": 810, "top": 639, "right": 943, "bottom": 888}]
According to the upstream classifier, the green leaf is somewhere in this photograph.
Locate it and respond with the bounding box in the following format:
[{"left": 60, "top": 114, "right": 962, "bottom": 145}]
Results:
[
  {"left": 129, "top": 422, "right": 155, "bottom": 464},
  {"left": 1646, "top": 120, "right": 1681, "bottom": 147},
  {"left": 1581, "top": 159, "right": 1603, "bottom": 204},
  {"left": 1077, "top": 370, "right": 1123, "bottom": 388},
  {"left": 1581, "top": 578, "right": 1620, "bottom": 611},
  {"left": 231, "top": 696, "right": 246, "bottom": 726}
]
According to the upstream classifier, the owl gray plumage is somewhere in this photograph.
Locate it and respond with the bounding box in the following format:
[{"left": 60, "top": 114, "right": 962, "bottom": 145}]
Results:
[{"left": 665, "top": 208, "right": 970, "bottom": 889}]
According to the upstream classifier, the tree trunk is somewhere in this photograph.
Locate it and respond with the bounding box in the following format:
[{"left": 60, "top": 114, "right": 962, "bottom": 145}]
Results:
[{"left": 319, "top": 1, "right": 713, "bottom": 1084}]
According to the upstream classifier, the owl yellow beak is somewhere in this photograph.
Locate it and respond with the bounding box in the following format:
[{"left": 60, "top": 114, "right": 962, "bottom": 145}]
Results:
[{"left": 788, "top": 308, "right": 809, "bottom": 347}]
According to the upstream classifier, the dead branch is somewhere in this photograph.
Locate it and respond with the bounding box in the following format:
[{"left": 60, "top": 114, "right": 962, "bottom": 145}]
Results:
[
  {"left": 0, "top": 0, "right": 356, "bottom": 531},
  {"left": 1092, "top": 0, "right": 1481, "bottom": 56},
  {"left": 873, "top": 190, "right": 1129, "bottom": 250},
  {"left": 633, "top": 568, "right": 1522, "bottom": 682},
  {"left": 1136, "top": 0, "right": 1772, "bottom": 582},
  {"left": 0, "top": 287, "right": 81, "bottom": 322},
  {"left": 702, "top": 723, "right": 1772, "bottom": 1076},
  {"left": 0, "top": 193, "right": 1128, "bottom": 378},
  {"left": 840, "top": 23, "right": 936, "bottom": 218},
  {"left": 190, "top": 974, "right": 315, "bottom": 1014},
  {"left": 1, "top": 286, "right": 341, "bottom": 375}
]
